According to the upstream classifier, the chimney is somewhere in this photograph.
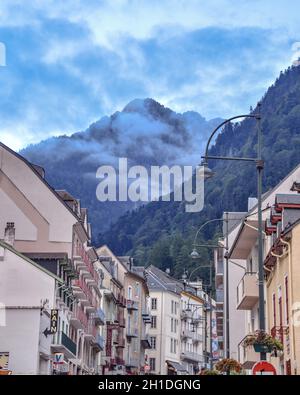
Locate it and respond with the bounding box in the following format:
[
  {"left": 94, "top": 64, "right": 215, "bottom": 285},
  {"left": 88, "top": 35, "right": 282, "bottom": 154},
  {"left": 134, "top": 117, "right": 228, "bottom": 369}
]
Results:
[{"left": 4, "top": 222, "right": 15, "bottom": 246}]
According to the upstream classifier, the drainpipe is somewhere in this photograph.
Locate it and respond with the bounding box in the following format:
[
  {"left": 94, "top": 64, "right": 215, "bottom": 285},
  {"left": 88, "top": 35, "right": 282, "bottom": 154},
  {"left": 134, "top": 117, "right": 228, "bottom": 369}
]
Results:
[{"left": 280, "top": 237, "right": 297, "bottom": 375}]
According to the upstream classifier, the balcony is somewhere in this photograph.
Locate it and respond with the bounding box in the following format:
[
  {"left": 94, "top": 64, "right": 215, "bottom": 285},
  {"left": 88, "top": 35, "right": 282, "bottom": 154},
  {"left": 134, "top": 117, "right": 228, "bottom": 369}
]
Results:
[
  {"left": 181, "top": 310, "right": 192, "bottom": 320},
  {"left": 126, "top": 358, "right": 139, "bottom": 368},
  {"left": 181, "top": 329, "right": 194, "bottom": 339},
  {"left": 84, "top": 323, "right": 98, "bottom": 341},
  {"left": 72, "top": 278, "right": 98, "bottom": 312},
  {"left": 92, "top": 334, "right": 105, "bottom": 351},
  {"left": 142, "top": 310, "right": 151, "bottom": 323},
  {"left": 180, "top": 351, "right": 203, "bottom": 363},
  {"left": 237, "top": 272, "right": 259, "bottom": 310},
  {"left": 126, "top": 299, "right": 139, "bottom": 311},
  {"left": 192, "top": 332, "right": 204, "bottom": 343},
  {"left": 117, "top": 294, "right": 126, "bottom": 308},
  {"left": 52, "top": 331, "right": 77, "bottom": 358},
  {"left": 115, "top": 357, "right": 125, "bottom": 366},
  {"left": 74, "top": 246, "right": 99, "bottom": 285},
  {"left": 116, "top": 337, "right": 125, "bottom": 348},
  {"left": 117, "top": 315, "right": 126, "bottom": 328},
  {"left": 126, "top": 327, "right": 138, "bottom": 338},
  {"left": 94, "top": 308, "right": 106, "bottom": 325},
  {"left": 141, "top": 333, "right": 151, "bottom": 348},
  {"left": 70, "top": 305, "right": 88, "bottom": 330}
]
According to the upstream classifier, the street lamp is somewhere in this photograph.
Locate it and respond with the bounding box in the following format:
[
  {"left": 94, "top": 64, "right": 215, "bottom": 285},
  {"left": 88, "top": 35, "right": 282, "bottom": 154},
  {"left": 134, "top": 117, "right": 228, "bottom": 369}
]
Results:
[{"left": 201, "top": 104, "right": 266, "bottom": 361}]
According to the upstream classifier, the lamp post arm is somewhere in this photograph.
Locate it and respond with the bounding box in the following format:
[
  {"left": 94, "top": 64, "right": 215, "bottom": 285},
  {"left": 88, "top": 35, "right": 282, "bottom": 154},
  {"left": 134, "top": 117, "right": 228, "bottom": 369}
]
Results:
[
  {"left": 203, "top": 114, "right": 258, "bottom": 160},
  {"left": 193, "top": 218, "right": 224, "bottom": 246}
]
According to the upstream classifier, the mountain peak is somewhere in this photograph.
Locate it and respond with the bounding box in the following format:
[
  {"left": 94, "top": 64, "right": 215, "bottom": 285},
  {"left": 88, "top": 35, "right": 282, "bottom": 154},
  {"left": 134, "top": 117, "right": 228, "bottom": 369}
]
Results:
[{"left": 123, "top": 98, "right": 172, "bottom": 119}]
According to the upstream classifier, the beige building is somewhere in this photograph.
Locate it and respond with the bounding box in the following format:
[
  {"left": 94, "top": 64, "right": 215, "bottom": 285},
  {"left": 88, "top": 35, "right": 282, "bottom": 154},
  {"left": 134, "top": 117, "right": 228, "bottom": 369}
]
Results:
[{"left": 264, "top": 193, "right": 300, "bottom": 375}]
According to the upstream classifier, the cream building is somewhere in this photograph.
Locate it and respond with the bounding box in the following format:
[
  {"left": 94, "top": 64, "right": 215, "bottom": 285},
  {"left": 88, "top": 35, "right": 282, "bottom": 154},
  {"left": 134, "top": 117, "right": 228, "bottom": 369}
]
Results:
[{"left": 226, "top": 163, "right": 300, "bottom": 373}]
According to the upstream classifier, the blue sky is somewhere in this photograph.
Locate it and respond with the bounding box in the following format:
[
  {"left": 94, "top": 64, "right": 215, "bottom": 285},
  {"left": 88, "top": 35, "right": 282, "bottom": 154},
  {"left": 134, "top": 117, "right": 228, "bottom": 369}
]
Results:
[{"left": 0, "top": 0, "right": 300, "bottom": 150}]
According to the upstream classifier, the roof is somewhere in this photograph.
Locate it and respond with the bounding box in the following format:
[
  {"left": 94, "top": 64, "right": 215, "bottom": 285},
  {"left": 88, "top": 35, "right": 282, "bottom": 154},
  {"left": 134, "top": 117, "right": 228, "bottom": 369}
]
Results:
[
  {"left": 146, "top": 265, "right": 182, "bottom": 294},
  {"left": 23, "top": 252, "right": 68, "bottom": 260},
  {"left": 0, "top": 240, "right": 63, "bottom": 284},
  {"left": 0, "top": 142, "right": 81, "bottom": 223},
  {"left": 225, "top": 162, "right": 300, "bottom": 239}
]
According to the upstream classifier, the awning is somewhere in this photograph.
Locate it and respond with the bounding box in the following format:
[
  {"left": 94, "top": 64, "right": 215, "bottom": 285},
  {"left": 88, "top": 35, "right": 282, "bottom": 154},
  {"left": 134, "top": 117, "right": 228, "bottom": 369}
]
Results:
[{"left": 166, "top": 360, "right": 187, "bottom": 372}]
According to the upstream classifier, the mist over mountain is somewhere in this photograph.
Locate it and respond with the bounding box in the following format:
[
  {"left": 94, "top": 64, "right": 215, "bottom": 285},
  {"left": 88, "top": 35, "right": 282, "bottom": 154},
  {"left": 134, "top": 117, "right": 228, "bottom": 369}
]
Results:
[
  {"left": 21, "top": 98, "right": 222, "bottom": 233},
  {"left": 99, "top": 65, "right": 300, "bottom": 278}
]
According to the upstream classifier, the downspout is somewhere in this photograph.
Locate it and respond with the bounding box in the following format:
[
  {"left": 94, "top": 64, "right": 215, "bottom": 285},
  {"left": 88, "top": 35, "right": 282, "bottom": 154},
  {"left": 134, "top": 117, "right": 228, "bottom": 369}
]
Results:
[{"left": 280, "top": 237, "right": 297, "bottom": 374}]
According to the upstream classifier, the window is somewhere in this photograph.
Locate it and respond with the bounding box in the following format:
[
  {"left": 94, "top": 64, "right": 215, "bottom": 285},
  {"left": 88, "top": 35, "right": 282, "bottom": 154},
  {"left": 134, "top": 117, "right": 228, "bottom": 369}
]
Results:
[
  {"left": 171, "top": 300, "right": 174, "bottom": 314},
  {"left": 151, "top": 298, "right": 157, "bottom": 310},
  {"left": 135, "top": 282, "right": 140, "bottom": 297},
  {"left": 151, "top": 315, "right": 157, "bottom": 329},
  {"left": 128, "top": 286, "right": 132, "bottom": 300},
  {"left": 150, "top": 336, "right": 156, "bottom": 349},
  {"left": 278, "top": 286, "right": 284, "bottom": 342},
  {"left": 272, "top": 293, "right": 276, "bottom": 327},
  {"left": 285, "top": 276, "right": 289, "bottom": 324},
  {"left": 149, "top": 358, "right": 156, "bottom": 371},
  {"left": 170, "top": 338, "right": 173, "bottom": 353},
  {"left": 171, "top": 318, "right": 173, "bottom": 332}
]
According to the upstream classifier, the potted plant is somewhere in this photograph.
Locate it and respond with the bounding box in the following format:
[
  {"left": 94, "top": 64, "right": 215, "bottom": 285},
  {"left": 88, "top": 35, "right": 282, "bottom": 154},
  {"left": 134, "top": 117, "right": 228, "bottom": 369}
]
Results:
[
  {"left": 242, "top": 330, "right": 283, "bottom": 353},
  {"left": 215, "top": 358, "right": 242, "bottom": 374}
]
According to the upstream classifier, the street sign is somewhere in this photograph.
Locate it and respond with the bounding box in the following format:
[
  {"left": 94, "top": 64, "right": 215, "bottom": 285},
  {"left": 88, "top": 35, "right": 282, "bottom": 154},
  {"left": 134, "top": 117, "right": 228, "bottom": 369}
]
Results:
[
  {"left": 53, "top": 353, "right": 64, "bottom": 365},
  {"left": 50, "top": 309, "right": 58, "bottom": 334},
  {"left": 252, "top": 361, "right": 277, "bottom": 375}
]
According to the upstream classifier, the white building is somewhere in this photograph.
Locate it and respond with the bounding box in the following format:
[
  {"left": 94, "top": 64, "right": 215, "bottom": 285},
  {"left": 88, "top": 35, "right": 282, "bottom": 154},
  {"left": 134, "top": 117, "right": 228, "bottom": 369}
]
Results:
[
  {"left": 145, "top": 265, "right": 215, "bottom": 374},
  {"left": 145, "top": 265, "right": 183, "bottom": 375},
  {"left": 0, "top": 240, "right": 59, "bottom": 374}
]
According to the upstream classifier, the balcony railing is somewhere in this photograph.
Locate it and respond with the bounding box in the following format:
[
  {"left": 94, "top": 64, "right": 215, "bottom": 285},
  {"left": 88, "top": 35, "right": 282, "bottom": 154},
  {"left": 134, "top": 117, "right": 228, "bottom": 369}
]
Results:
[
  {"left": 74, "top": 245, "right": 99, "bottom": 284},
  {"left": 181, "top": 329, "right": 194, "bottom": 339},
  {"left": 117, "top": 314, "right": 126, "bottom": 327},
  {"left": 72, "top": 278, "right": 98, "bottom": 310},
  {"left": 117, "top": 294, "right": 126, "bottom": 307},
  {"left": 142, "top": 309, "right": 151, "bottom": 323},
  {"left": 126, "top": 358, "right": 139, "bottom": 368},
  {"left": 126, "top": 327, "right": 138, "bottom": 338},
  {"left": 141, "top": 333, "right": 151, "bottom": 348},
  {"left": 180, "top": 350, "right": 203, "bottom": 363},
  {"left": 126, "top": 299, "right": 139, "bottom": 310},
  {"left": 93, "top": 334, "right": 105, "bottom": 350},
  {"left": 237, "top": 272, "right": 259, "bottom": 310},
  {"left": 70, "top": 305, "right": 88, "bottom": 329},
  {"left": 94, "top": 307, "right": 105, "bottom": 325},
  {"left": 52, "top": 331, "right": 77, "bottom": 357},
  {"left": 116, "top": 337, "right": 125, "bottom": 348},
  {"left": 192, "top": 332, "right": 204, "bottom": 343}
]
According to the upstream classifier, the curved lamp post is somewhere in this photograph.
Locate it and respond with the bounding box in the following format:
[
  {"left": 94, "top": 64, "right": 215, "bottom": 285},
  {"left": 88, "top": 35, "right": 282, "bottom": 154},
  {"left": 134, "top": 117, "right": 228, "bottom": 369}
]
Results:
[{"left": 200, "top": 104, "right": 266, "bottom": 361}]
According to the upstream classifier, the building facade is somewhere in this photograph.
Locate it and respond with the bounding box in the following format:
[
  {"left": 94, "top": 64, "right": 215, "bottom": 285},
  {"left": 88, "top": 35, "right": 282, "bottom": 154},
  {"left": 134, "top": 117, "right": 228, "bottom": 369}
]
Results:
[{"left": 0, "top": 143, "right": 104, "bottom": 375}]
